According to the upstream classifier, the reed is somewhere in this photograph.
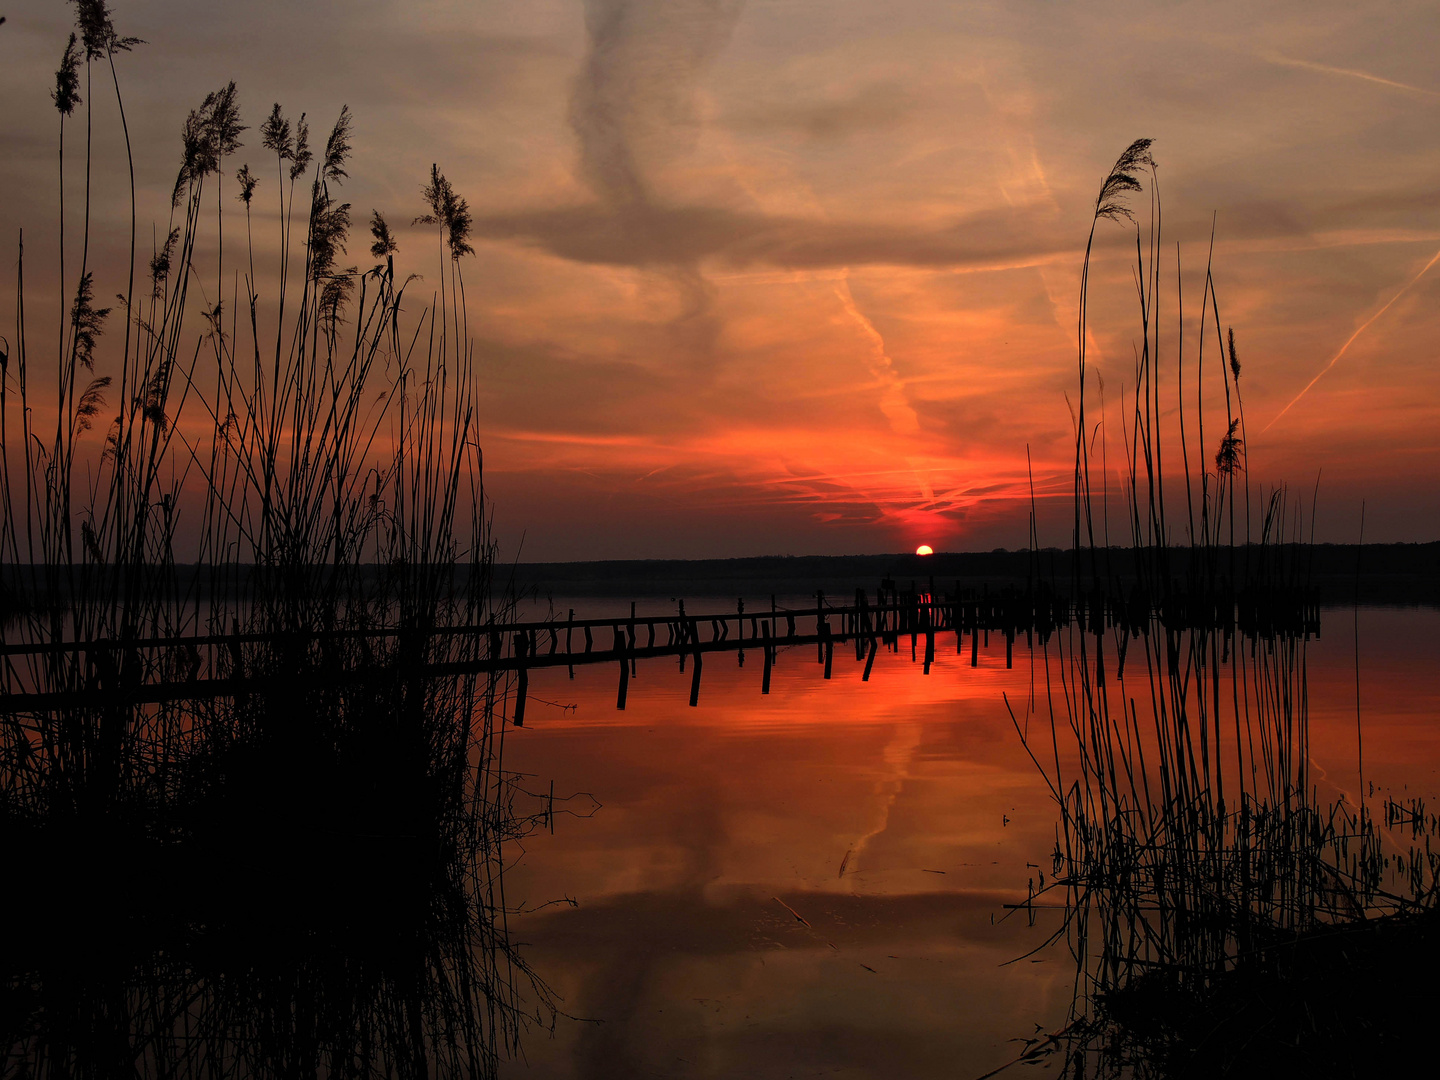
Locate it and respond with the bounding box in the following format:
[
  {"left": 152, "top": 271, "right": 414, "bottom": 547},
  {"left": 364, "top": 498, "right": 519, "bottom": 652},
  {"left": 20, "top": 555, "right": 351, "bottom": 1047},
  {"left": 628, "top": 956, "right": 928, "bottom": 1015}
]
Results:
[
  {"left": 1, "top": 5, "right": 550, "bottom": 1075},
  {"left": 1010, "top": 140, "right": 1440, "bottom": 1077}
]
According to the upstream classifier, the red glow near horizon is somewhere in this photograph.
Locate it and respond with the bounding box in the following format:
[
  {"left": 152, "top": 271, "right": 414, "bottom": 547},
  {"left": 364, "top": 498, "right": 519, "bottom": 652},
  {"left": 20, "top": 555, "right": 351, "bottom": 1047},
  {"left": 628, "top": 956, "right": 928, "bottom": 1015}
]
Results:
[{"left": 1, "top": 3, "right": 1434, "bottom": 560}]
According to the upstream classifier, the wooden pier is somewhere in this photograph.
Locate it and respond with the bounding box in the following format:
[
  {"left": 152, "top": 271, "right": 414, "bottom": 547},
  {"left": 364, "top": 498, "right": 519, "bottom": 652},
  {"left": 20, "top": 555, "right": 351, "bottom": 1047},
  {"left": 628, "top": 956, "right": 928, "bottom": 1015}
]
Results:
[{"left": 0, "top": 579, "right": 1319, "bottom": 720}]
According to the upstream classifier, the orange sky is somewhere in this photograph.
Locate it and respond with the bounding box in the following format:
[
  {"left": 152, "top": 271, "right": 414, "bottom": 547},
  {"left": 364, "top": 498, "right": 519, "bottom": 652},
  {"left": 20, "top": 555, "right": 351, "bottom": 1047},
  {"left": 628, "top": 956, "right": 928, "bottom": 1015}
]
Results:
[{"left": 3, "top": 1, "right": 1438, "bottom": 559}]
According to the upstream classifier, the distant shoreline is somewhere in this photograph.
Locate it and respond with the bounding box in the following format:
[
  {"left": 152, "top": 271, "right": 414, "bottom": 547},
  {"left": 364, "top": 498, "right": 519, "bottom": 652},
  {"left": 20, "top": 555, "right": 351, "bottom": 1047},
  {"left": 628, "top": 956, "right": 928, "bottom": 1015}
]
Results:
[
  {"left": 505, "top": 542, "right": 1440, "bottom": 606},
  {"left": 5, "top": 543, "right": 1435, "bottom": 608}
]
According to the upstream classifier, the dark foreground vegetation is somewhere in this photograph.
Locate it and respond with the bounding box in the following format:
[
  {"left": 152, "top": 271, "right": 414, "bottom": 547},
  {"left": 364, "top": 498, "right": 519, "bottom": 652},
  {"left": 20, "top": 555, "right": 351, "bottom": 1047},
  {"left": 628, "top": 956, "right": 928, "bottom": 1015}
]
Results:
[
  {"left": 1, "top": 4, "right": 551, "bottom": 1075},
  {"left": 998, "top": 141, "right": 1440, "bottom": 1080},
  {"left": 1091, "top": 904, "right": 1440, "bottom": 1077}
]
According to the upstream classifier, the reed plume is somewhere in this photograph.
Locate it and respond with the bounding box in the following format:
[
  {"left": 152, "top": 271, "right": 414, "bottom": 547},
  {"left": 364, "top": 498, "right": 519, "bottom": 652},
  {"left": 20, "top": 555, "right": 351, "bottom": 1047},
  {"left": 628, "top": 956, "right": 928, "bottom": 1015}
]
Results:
[{"left": 1, "top": 12, "right": 552, "bottom": 1075}]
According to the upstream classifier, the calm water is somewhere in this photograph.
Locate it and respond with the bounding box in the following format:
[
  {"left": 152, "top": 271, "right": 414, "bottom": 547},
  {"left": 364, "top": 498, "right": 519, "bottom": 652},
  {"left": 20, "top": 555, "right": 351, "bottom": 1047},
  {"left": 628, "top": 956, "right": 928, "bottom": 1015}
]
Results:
[{"left": 498, "top": 605, "right": 1440, "bottom": 1079}]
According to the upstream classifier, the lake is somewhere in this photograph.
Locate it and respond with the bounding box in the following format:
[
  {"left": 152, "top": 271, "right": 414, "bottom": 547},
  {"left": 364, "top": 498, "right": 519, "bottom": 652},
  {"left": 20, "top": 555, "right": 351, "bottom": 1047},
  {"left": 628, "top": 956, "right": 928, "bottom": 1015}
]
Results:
[{"left": 497, "top": 603, "right": 1440, "bottom": 1079}]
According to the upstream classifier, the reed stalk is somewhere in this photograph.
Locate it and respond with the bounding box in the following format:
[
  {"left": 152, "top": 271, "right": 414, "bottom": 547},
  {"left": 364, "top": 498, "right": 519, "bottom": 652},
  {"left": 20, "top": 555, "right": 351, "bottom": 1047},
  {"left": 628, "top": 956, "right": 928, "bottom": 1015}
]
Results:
[
  {"left": 1013, "top": 139, "right": 1439, "bottom": 1078},
  {"left": 0, "top": 8, "right": 552, "bottom": 1075}
]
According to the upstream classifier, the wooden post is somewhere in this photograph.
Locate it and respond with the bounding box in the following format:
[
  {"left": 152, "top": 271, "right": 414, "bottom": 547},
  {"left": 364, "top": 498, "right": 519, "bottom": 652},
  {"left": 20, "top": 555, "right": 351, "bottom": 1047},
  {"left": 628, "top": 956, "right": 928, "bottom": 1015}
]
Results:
[
  {"left": 628, "top": 604, "right": 638, "bottom": 676},
  {"left": 567, "top": 610, "right": 575, "bottom": 678},
  {"left": 615, "top": 626, "right": 629, "bottom": 709},
  {"left": 689, "top": 617, "right": 703, "bottom": 707},
  {"left": 762, "top": 623, "right": 772, "bottom": 694},
  {"left": 863, "top": 636, "right": 878, "bottom": 682},
  {"left": 514, "top": 630, "right": 529, "bottom": 726},
  {"left": 856, "top": 588, "right": 868, "bottom": 660}
]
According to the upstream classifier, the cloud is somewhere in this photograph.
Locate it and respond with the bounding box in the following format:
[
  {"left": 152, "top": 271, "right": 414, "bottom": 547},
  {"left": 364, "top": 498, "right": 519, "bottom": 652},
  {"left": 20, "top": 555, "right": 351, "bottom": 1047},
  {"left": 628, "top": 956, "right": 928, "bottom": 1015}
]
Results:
[
  {"left": 570, "top": 0, "right": 745, "bottom": 208},
  {"left": 472, "top": 199, "right": 1069, "bottom": 272},
  {"left": 565, "top": 0, "right": 746, "bottom": 369},
  {"left": 729, "top": 81, "right": 918, "bottom": 141}
]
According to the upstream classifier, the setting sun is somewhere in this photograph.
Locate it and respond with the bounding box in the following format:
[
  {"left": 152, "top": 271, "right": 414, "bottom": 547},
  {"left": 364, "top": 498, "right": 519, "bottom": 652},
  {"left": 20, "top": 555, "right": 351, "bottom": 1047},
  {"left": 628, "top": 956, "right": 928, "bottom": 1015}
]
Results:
[{"left": 916, "top": 545, "right": 934, "bottom": 556}]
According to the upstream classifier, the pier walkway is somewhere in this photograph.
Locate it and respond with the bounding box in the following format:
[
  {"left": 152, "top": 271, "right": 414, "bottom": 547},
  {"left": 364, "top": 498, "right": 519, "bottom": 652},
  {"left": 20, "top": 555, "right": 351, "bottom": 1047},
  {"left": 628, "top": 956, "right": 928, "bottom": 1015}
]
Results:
[{"left": 0, "top": 579, "right": 1318, "bottom": 721}]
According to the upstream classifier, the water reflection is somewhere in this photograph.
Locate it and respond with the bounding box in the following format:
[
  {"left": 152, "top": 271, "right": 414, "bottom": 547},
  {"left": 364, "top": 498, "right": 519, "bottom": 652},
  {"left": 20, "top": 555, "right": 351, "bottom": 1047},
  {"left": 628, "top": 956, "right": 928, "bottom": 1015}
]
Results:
[
  {"left": 501, "top": 605, "right": 1439, "bottom": 1079},
  {"left": 1030, "top": 602, "right": 1440, "bottom": 1079},
  {"left": 2, "top": 654, "right": 551, "bottom": 1080},
  {"left": 5, "top": 603, "right": 1434, "bottom": 1078},
  {"left": 504, "top": 616, "right": 1079, "bottom": 1078}
]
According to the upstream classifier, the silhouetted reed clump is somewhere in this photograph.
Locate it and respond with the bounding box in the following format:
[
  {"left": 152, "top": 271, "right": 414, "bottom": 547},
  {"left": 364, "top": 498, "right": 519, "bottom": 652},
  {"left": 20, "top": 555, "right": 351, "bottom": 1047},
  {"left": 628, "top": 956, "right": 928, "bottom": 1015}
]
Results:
[
  {"left": 1008, "top": 140, "right": 1440, "bottom": 1078},
  {"left": 1, "top": 4, "right": 550, "bottom": 1075}
]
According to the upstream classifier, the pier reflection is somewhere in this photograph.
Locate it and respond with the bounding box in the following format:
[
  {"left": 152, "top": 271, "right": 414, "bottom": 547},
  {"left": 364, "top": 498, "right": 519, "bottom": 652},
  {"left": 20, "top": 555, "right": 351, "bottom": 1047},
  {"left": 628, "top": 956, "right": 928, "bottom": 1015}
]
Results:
[{"left": 499, "top": 605, "right": 1440, "bottom": 1080}]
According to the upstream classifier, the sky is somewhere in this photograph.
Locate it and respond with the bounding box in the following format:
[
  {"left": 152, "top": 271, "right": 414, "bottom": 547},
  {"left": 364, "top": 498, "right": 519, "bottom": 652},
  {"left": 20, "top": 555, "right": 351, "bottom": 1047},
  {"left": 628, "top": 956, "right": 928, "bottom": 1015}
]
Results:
[{"left": 2, "top": 0, "right": 1438, "bottom": 560}]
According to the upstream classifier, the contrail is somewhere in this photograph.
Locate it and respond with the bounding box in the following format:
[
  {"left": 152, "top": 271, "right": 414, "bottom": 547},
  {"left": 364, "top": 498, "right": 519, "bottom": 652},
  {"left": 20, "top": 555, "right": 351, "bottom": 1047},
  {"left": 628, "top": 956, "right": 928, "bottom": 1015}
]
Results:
[
  {"left": 1262, "top": 245, "right": 1440, "bottom": 433},
  {"left": 1259, "top": 51, "right": 1440, "bottom": 99},
  {"left": 833, "top": 275, "right": 921, "bottom": 437}
]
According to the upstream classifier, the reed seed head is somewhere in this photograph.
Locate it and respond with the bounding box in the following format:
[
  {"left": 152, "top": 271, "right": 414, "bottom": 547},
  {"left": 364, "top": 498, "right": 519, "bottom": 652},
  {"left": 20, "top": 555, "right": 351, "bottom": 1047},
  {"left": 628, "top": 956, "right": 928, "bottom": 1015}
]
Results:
[
  {"left": 308, "top": 197, "right": 352, "bottom": 283},
  {"left": 53, "top": 34, "right": 82, "bottom": 117},
  {"left": 236, "top": 163, "right": 258, "bottom": 206},
  {"left": 416, "top": 164, "right": 475, "bottom": 260},
  {"left": 70, "top": 0, "right": 143, "bottom": 60},
  {"left": 369, "top": 211, "right": 398, "bottom": 261},
  {"left": 322, "top": 106, "right": 353, "bottom": 185},
  {"left": 289, "top": 113, "right": 312, "bottom": 181},
  {"left": 1094, "top": 138, "right": 1155, "bottom": 224},
  {"left": 261, "top": 103, "right": 293, "bottom": 160},
  {"left": 150, "top": 228, "right": 179, "bottom": 297},
  {"left": 75, "top": 375, "right": 112, "bottom": 433},
  {"left": 174, "top": 84, "right": 247, "bottom": 204},
  {"left": 69, "top": 272, "right": 111, "bottom": 371},
  {"left": 1215, "top": 418, "right": 1244, "bottom": 477}
]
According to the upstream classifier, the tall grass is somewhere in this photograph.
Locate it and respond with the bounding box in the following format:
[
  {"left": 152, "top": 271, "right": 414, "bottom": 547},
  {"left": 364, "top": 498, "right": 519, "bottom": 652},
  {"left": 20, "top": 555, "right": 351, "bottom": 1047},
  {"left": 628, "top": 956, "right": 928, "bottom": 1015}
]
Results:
[
  {"left": 1, "top": 5, "right": 549, "bottom": 1075},
  {"left": 1012, "top": 140, "right": 1440, "bottom": 1077}
]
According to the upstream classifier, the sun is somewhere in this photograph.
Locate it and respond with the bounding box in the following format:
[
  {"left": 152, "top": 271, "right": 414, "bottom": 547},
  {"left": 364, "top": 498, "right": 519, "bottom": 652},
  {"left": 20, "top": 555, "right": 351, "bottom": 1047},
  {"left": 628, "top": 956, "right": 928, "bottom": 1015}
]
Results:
[{"left": 915, "top": 544, "right": 934, "bottom": 556}]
